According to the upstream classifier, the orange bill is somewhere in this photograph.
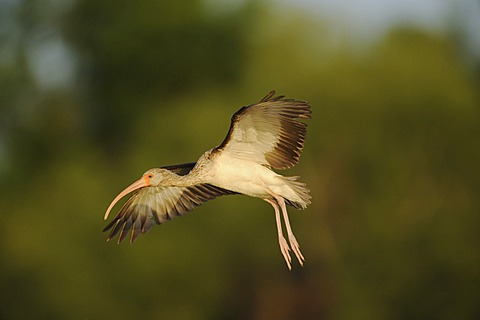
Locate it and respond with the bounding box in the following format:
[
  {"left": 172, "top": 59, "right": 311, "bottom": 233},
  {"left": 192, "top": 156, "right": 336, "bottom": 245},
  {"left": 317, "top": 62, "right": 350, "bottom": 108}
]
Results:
[{"left": 104, "top": 176, "right": 151, "bottom": 220}]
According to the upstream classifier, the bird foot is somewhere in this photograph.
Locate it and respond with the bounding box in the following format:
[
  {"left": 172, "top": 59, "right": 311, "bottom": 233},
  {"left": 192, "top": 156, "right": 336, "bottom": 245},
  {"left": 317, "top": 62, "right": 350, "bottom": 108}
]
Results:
[
  {"left": 288, "top": 234, "right": 305, "bottom": 266},
  {"left": 278, "top": 236, "right": 292, "bottom": 270}
]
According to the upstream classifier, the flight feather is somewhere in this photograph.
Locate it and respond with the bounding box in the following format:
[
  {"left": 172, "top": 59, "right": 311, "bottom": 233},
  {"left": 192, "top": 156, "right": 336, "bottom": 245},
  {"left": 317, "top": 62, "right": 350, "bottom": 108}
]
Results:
[{"left": 215, "top": 90, "right": 311, "bottom": 170}]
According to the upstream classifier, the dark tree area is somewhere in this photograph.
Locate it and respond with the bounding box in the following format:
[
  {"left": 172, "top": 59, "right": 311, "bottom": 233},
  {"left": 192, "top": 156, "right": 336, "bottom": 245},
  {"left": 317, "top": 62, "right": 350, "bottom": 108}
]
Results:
[{"left": 63, "top": 0, "right": 252, "bottom": 151}]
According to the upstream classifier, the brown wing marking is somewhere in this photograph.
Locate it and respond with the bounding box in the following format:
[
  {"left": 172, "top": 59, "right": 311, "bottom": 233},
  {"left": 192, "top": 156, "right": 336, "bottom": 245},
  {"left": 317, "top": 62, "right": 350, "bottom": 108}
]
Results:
[{"left": 161, "top": 162, "right": 196, "bottom": 176}]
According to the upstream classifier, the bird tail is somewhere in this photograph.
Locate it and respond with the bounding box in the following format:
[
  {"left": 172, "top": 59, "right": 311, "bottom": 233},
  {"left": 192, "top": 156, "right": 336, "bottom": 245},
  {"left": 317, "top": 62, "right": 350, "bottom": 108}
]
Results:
[{"left": 282, "top": 176, "right": 311, "bottom": 209}]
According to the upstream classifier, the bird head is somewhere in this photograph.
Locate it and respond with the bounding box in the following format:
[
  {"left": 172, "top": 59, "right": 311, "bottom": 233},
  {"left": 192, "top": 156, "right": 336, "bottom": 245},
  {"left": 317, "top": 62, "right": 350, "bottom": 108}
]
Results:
[
  {"left": 141, "top": 168, "right": 178, "bottom": 186},
  {"left": 103, "top": 168, "right": 173, "bottom": 220}
]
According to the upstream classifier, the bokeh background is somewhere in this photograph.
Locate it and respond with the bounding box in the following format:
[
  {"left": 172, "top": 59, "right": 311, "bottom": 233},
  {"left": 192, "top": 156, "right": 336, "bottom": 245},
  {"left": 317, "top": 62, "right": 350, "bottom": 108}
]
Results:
[{"left": 1, "top": 0, "right": 480, "bottom": 319}]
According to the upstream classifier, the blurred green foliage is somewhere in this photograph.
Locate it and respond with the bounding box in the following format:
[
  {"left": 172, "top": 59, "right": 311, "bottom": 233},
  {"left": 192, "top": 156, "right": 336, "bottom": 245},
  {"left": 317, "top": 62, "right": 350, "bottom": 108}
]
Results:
[{"left": 1, "top": 1, "right": 479, "bottom": 319}]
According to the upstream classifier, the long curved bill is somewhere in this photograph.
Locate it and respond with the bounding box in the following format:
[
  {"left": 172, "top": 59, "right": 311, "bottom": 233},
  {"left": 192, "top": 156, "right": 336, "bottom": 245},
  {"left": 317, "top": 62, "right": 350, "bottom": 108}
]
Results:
[{"left": 104, "top": 177, "right": 150, "bottom": 220}]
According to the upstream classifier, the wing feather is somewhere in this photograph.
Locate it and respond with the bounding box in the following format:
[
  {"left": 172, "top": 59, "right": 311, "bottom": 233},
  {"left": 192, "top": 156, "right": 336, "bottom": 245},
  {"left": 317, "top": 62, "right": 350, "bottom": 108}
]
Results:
[
  {"left": 160, "top": 162, "right": 196, "bottom": 176},
  {"left": 215, "top": 91, "right": 311, "bottom": 170},
  {"left": 103, "top": 184, "right": 234, "bottom": 243}
]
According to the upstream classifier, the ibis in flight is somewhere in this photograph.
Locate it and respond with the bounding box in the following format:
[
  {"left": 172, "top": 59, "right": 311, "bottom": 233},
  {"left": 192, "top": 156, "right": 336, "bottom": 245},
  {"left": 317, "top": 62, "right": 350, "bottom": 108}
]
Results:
[{"left": 104, "top": 91, "right": 312, "bottom": 269}]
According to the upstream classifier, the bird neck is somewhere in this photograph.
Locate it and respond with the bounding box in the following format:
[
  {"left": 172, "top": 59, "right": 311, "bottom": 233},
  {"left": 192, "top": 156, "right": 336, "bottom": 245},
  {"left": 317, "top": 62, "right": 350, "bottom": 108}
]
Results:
[{"left": 163, "top": 170, "right": 202, "bottom": 187}]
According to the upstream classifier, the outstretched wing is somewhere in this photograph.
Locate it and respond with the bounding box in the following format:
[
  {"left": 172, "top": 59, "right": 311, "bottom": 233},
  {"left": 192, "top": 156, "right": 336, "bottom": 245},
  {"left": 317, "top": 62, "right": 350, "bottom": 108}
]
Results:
[
  {"left": 103, "top": 183, "right": 234, "bottom": 243},
  {"left": 103, "top": 162, "right": 233, "bottom": 243},
  {"left": 215, "top": 91, "right": 311, "bottom": 170}
]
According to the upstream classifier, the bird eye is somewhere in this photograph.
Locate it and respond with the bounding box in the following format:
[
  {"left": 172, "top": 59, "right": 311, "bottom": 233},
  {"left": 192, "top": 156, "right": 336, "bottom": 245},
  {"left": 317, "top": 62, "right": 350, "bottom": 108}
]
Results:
[{"left": 147, "top": 174, "right": 153, "bottom": 179}]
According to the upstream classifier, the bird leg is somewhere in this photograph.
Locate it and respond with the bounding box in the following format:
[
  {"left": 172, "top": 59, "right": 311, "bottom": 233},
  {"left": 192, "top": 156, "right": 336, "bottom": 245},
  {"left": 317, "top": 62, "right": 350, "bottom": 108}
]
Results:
[
  {"left": 277, "top": 196, "right": 305, "bottom": 266},
  {"left": 268, "top": 191, "right": 305, "bottom": 267},
  {"left": 265, "top": 198, "right": 292, "bottom": 270}
]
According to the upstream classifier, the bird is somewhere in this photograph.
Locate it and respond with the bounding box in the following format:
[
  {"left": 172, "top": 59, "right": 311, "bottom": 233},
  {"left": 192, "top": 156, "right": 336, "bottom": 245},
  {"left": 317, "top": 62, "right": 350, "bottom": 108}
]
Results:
[{"left": 103, "top": 90, "right": 312, "bottom": 270}]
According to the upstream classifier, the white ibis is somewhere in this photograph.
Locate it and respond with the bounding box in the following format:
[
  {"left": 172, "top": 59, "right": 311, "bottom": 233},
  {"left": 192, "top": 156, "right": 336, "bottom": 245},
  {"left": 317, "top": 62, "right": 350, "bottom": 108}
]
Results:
[{"left": 104, "top": 91, "right": 311, "bottom": 269}]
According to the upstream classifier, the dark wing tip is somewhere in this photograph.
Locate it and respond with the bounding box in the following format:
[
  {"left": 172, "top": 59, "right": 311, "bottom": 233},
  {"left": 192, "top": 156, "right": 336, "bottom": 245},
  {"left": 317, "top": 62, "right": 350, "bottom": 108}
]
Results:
[
  {"left": 261, "top": 94, "right": 312, "bottom": 170},
  {"left": 260, "top": 90, "right": 276, "bottom": 102},
  {"left": 258, "top": 90, "right": 286, "bottom": 103},
  {"left": 260, "top": 90, "right": 311, "bottom": 118}
]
